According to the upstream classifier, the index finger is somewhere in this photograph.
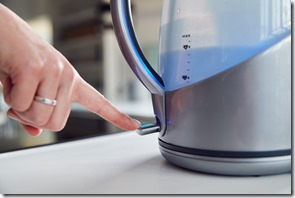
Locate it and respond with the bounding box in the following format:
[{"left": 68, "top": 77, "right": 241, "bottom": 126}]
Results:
[{"left": 73, "top": 78, "right": 140, "bottom": 131}]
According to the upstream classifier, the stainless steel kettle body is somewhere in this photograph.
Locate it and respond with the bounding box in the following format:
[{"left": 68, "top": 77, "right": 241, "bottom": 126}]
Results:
[{"left": 111, "top": 0, "right": 291, "bottom": 175}]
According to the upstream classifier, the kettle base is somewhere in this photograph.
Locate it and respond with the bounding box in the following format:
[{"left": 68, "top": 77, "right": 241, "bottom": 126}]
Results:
[{"left": 159, "top": 144, "right": 291, "bottom": 176}]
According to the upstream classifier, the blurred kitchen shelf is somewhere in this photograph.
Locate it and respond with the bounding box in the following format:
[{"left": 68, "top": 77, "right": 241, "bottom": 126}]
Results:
[
  {"left": 75, "top": 63, "right": 103, "bottom": 91},
  {"left": 57, "top": 7, "right": 100, "bottom": 27},
  {"left": 52, "top": 0, "right": 104, "bottom": 91},
  {"left": 52, "top": 0, "right": 110, "bottom": 139},
  {"left": 56, "top": 35, "right": 102, "bottom": 53}
]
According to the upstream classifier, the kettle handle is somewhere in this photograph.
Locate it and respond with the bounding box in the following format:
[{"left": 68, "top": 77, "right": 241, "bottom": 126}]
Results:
[
  {"left": 110, "top": 0, "right": 165, "bottom": 95},
  {"left": 111, "top": 0, "right": 166, "bottom": 136}
]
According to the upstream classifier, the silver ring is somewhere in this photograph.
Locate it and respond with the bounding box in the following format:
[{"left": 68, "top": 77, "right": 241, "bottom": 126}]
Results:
[{"left": 34, "top": 96, "right": 57, "bottom": 106}]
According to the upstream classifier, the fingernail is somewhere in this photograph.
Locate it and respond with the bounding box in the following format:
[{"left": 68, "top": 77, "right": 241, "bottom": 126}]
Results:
[{"left": 132, "top": 119, "right": 141, "bottom": 129}]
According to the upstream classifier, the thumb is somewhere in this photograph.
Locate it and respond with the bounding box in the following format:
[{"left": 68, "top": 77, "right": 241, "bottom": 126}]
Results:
[{"left": 72, "top": 78, "right": 140, "bottom": 131}]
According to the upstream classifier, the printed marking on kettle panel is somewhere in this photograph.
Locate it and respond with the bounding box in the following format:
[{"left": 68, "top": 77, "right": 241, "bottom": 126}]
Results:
[
  {"left": 182, "top": 34, "right": 191, "bottom": 38},
  {"left": 182, "top": 34, "right": 191, "bottom": 83}
]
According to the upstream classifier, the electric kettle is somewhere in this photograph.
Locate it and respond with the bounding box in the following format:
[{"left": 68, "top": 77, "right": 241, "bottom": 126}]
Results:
[{"left": 111, "top": 0, "right": 291, "bottom": 175}]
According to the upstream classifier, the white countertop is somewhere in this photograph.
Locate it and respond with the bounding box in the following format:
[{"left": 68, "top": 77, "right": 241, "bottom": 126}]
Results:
[{"left": 0, "top": 131, "right": 291, "bottom": 194}]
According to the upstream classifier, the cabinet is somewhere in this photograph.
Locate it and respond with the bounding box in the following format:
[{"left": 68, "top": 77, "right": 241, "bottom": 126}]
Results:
[
  {"left": 52, "top": 0, "right": 115, "bottom": 138},
  {"left": 52, "top": 0, "right": 106, "bottom": 92}
]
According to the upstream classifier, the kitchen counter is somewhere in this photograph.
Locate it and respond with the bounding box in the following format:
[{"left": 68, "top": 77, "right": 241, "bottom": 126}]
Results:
[{"left": 0, "top": 131, "right": 291, "bottom": 194}]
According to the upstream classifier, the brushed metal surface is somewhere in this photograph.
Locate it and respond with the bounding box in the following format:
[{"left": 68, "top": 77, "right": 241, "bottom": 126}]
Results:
[
  {"left": 160, "top": 145, "right": 291, "bottom": 176},
  {"left": 159, "top": 36, "right": 291, "bottom": 152}
]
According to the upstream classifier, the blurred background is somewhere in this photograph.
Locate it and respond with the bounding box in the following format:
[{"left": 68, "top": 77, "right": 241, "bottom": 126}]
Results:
[{"left": 0, "top": 0, "right": 162, "bottom": 152}]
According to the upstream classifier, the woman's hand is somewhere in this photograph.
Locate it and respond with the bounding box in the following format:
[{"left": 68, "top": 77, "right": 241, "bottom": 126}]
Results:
[{"left": 0, "top": 4, "right": 140, "bottom": 136}]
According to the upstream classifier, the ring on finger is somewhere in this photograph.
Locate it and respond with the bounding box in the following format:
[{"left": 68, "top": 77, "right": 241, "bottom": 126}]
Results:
[{"left": 34, "top": 95, "right": 57, "bottom": 106}]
